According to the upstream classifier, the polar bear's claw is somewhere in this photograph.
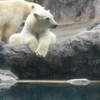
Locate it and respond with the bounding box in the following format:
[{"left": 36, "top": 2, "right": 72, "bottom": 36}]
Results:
[{"left": 35, "top": 47, "right": 47, "bottom": 57}]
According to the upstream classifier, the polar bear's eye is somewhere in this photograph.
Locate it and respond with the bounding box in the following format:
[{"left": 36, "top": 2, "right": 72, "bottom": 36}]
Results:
[
  {"left": 45, "top": 18, "right": 50, "bottom": 20},
  {"left": 31, "top": 5, "right": 34, "bottom": 9}
]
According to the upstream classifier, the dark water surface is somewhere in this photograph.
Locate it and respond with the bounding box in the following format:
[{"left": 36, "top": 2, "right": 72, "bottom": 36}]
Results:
[{"left": 0, "top": 83, "right": 100, "bottom": 100}]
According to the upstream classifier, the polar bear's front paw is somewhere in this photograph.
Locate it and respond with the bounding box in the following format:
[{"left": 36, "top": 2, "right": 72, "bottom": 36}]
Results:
[{"left": 35, "top": 46, "right": 48, "bottom": 57}]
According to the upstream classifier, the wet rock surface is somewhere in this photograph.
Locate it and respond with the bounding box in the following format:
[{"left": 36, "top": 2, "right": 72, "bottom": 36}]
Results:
[{"left": 1, "top": 28, "right": 100, "bottom": 80}]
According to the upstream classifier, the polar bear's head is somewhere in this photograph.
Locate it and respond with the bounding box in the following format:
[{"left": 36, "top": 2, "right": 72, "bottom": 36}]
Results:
[{"left": 32, "top": 10, "right": 58, "bottom": 31}]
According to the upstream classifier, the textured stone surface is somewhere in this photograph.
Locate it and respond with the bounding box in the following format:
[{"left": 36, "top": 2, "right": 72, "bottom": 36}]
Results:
[
  {"left": 87, "top": 21, "right": 100, "bottom": 30},
  {"left": 1, "top": 29, "right": 100, "bottom": 80},
  {"left": 26, "top": 0, "right": 100, "bottom": 24}
]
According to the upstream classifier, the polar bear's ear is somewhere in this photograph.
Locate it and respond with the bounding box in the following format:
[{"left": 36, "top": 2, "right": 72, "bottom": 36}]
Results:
[
  {"left": 31, "top": 5, "right": 34, "bottom": 9},
  {"left": 48, "top": 9, "right": 50, "bottom": 12},
  {"left": 43, "top": 7, "right": 45, "bottom": 9},
  {"left": 33, "top": 13, "right": 38, "bottom": 18}
]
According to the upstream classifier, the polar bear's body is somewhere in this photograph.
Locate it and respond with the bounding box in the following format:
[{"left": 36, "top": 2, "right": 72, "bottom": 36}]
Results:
[
  {"left": 0, "top": 0, "right": 44, "bottom": 42},
  {"left": 9, "top": 10, "right": 58, "bottom": 57}
]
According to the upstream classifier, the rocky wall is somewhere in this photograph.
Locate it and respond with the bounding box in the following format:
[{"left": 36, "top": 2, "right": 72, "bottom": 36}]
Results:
[{"left": 27, "top": 0, "right": 100, "bottom": 25}]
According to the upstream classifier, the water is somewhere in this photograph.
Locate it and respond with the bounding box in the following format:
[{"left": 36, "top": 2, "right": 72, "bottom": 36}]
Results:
[{"left": 0, "top": 83, "right": 100, "bottom": 100}]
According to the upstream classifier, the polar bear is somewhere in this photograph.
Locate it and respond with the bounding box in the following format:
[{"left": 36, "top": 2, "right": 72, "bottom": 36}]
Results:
[
  {"left": 9, "top": 10, "right": 58, "bottom": 57},
  {"left": 0, "top": 0, "right": 44, "bottom": 42}
]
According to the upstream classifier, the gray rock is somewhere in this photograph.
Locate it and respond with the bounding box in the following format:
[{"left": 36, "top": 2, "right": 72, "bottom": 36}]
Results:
[
  {"left": 0, "top": 30, "right": 100, "bottom": 80},
  {"left": 87, "top": 22, "right": 100, "bottom": 30}
]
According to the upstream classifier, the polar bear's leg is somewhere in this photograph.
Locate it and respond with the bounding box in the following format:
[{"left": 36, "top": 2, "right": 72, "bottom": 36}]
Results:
[
  {"left": 36, "top": 33, "right": 51, "bottom": 57},
  {"left": 3, "top": 14, "right": 23, "bottom": 42},
  {"left": 9, "top": 34, "right": 23, "bottom": 44},
  {"left": 50, "top": 32, "right": 56, "bottom": 44},
  {"left": 24, "top": 35, "right": 38, "bottom": 53}
]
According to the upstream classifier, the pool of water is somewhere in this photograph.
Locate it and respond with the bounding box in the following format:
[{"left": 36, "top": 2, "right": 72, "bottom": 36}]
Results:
[{"left": 0, "top": 83, "right": 100, "bottom": 100}]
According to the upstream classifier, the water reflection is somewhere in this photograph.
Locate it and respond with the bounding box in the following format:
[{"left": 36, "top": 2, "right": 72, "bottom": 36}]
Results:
[{"left": 0, "top": 83, "right": 100, "bottom": 100}]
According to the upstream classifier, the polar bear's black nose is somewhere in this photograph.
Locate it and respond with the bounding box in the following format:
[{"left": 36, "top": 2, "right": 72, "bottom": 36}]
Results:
[
  {"left": 54, "top": 24, "right": 58, "bottom": 28},
  {"left": 51, "top": 24, "right": 58, "bottom": 28}
]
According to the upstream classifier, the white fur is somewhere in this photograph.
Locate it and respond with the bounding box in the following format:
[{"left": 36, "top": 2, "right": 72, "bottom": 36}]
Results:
[
  {"left": 0, "top": 0, "right": 44, "bottom": 42},
  {"left": 9, "top": 10, "right": 57, "bottom": 57}
]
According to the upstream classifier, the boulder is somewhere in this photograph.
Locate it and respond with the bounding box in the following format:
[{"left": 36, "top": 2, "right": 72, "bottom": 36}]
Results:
[{"left": 0, "top": 29, "right": 100, "bottom": 80}]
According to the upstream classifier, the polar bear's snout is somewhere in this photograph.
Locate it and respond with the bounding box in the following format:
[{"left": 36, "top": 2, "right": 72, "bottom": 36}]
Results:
[{"left": 49, "top": 19, "right": 58, "bottom": 28}]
